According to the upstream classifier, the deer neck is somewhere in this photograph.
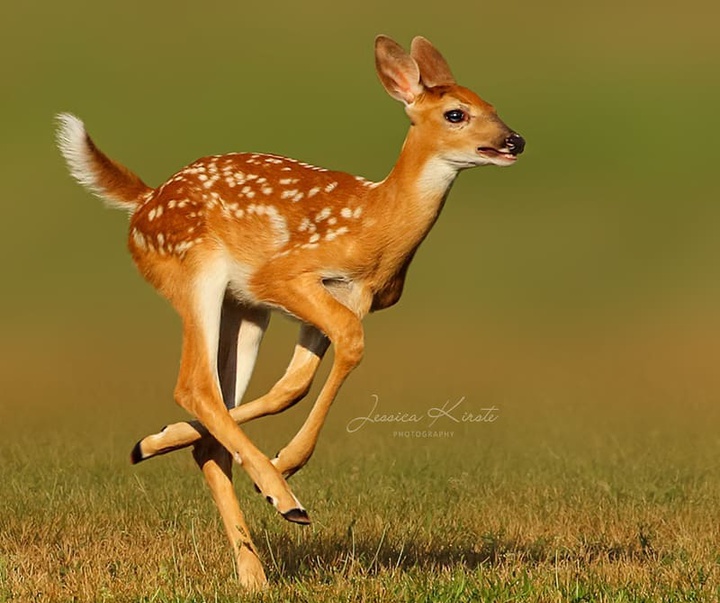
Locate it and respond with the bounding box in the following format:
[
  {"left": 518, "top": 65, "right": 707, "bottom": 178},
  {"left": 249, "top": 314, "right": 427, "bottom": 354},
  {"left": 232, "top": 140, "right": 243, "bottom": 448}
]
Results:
[{"left": 373, "top": 126, "right": 460, "bottom": 251}]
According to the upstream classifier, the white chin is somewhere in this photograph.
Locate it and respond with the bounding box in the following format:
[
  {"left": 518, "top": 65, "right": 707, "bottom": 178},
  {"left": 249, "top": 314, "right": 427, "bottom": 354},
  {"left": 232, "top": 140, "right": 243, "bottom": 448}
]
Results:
[{"left": 477, "top": 152, "right": 518, "bottom": 167}]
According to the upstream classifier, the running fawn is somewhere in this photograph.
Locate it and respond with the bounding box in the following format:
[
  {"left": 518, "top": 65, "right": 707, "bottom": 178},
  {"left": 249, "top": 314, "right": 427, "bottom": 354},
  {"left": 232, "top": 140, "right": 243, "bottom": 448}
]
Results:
[{"left": 56, "top": 35, "right": 524, "bottom": 589}]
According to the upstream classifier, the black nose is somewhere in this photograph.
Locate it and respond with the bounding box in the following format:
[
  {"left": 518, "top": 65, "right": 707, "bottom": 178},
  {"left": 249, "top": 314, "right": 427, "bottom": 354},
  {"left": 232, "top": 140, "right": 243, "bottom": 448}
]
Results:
[{"left": 505, "top": 133, "right": 525, "bottom": 155}]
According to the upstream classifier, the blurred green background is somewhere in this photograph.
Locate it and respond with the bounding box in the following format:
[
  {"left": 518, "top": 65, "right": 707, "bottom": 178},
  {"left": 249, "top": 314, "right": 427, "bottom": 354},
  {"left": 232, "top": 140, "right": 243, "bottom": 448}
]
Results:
[{"left": 1, "top": 0, "right": 719, "bottom": 457}]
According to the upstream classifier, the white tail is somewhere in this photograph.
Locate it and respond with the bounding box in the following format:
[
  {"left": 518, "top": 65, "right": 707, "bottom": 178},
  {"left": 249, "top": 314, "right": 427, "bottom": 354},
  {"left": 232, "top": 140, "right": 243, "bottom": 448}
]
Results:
[
  {"left": 57, "top": 35, "right": 524, "bottom": 590},
  {"left": 56, "top": 113, "right": 151, "bottom": 212}
]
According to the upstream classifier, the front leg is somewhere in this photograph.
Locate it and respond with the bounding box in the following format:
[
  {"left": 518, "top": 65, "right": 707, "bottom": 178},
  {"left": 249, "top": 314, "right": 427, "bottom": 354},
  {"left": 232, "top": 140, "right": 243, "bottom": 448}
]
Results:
[
  {"left": 254, "top": 273, "right": 371, "bottom": 478},
  {"left": 271, "top": 343, "right": 360, "bottom": 478}
]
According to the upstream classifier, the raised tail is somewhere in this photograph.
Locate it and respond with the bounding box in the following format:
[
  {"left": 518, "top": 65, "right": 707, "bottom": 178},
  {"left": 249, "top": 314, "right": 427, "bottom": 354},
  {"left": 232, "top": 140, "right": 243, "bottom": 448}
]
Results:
[{"left": 55, "top": 113, "right": 152, "bottom": 212}]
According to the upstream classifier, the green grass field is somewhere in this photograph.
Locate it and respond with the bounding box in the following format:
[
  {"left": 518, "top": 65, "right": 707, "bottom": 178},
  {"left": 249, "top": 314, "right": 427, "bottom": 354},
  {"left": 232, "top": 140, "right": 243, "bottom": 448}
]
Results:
[
  {"left": 2, "top": 0, "right": 720, "bottom": 601},
  {"left": 3, "top": 323, "right": 720, "bottom": 601}
]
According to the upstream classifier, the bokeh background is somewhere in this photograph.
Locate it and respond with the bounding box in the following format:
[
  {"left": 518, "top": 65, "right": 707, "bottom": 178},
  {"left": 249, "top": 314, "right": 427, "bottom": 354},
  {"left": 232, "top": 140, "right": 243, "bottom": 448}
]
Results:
[{"left": 2, "top": 0, "right": 720, "bottom": 568}]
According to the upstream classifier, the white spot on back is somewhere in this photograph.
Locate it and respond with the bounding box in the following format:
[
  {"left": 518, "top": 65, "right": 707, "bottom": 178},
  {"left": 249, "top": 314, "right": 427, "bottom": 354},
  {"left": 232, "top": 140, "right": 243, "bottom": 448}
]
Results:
[
  {"left": 298, "top": 217, "right": 313, "bottom": 233},
  {"left": 325, "top": 226, "right": 349, "bottom": 242},
  {"left": 265, "top": 205, "right": 290, "bottom": 246},
  {"left": 132, "top": 228, "right": 146, "bottom": 249},
  {"left": 315, "top": 207, "right": 331, "bottom": 222}
]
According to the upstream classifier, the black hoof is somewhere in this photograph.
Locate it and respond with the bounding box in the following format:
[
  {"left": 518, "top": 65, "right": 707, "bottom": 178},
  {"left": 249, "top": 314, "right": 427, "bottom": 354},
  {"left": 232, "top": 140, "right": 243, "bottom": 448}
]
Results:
[
  {"left": 282, "top": 508, "right": 311, "bottom": 525},
  {"left": 130, "top": 441, "right": 145, "bottom": 465}
]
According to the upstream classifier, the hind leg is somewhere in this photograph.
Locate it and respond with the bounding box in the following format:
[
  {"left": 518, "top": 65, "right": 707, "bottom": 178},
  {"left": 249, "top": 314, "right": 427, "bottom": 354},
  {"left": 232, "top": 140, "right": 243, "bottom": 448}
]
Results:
[
  {"left": 193, "top": 441, "right": 267, "bottom": 589},
  {"left": 192, "top": 300, "right": 270, "bottom": 588},
  {"left": 171, "top": 269, "right": 306, "bottom": 521}
]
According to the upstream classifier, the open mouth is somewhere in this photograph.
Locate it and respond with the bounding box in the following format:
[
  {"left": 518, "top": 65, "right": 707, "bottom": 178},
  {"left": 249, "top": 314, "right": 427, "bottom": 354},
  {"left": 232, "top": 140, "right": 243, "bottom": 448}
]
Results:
[{"left": 477, "top": 147, "right": 518, "bottom": 163}]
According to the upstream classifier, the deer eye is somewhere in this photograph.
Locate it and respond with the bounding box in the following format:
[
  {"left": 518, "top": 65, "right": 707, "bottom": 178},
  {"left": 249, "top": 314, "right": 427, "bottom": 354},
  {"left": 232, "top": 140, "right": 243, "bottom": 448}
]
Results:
[{"left": 444, "top": 109, "right": 466, "bottom": 124}]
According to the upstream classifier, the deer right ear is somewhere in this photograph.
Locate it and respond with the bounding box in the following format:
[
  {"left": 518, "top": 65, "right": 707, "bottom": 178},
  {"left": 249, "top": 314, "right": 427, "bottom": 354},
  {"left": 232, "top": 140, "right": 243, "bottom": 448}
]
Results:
[
  {"left": 375, "top": 35, "right": 423, "bottom": 105},
  {"left": 410, "top": 37, "right": 455, "bottom": 87}
]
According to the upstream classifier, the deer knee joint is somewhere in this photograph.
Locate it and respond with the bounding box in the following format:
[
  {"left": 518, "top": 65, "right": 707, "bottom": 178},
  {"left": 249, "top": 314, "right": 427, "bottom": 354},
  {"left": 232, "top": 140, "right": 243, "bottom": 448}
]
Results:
[
  {"left": 336, "top": 330, "right": 364, "bottom": 369},
  {"left": 174, "top": 378, "right": 215, "bottom": 416},
  {"left": 174, "top": 381, "right": 194, "bottom": 412}
]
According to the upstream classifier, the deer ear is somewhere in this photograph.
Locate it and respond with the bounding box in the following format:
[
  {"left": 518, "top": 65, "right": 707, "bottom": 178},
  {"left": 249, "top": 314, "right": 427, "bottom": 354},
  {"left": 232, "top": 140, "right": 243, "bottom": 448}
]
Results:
[
  {"left": 410, "top": 36, "right": 455, "bottom": 87},
  {"left": 375, "top": 35, "right": 423, "bottom": 105}
]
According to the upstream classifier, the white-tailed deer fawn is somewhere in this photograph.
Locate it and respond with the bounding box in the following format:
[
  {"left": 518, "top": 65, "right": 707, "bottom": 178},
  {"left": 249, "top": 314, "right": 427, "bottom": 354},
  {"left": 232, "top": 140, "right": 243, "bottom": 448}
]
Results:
[{"left": 56, "top": 35, "right": 524, "bottom": 589}]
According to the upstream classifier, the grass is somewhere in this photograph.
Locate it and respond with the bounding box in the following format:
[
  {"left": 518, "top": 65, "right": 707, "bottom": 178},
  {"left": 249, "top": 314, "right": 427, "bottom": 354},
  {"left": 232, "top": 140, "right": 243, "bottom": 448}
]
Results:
[
  {"left": 2, "top": 447, "right": 719, "bottom": 602},
  {"left": 3, "top": 433, "right": 718, "bottom": 602},
  {"left": 2, "top": 320, "right": 720, "bottom": 602}
]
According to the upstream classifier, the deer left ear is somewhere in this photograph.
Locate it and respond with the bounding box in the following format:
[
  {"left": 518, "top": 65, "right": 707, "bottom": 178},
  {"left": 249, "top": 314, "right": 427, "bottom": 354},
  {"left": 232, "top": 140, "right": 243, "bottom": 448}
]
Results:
[
  {"left": 410, "top": 37, "right": 455, "bottom": 88},
  {"left": 375, "top": 35, "right": 424, "bottom": 105}
]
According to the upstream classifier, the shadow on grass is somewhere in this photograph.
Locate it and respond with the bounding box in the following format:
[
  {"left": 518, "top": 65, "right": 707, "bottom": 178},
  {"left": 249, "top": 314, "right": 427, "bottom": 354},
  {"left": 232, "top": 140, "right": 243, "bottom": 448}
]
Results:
[{"left": 260, "top": 528, "right": 655, "bottom": 580}]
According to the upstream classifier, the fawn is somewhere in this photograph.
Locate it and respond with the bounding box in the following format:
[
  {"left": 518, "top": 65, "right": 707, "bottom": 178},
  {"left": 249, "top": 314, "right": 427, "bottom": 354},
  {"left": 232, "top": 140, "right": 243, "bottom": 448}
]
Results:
[{"left": 56, "top": 35, "right": 524, "bottom": 589}]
